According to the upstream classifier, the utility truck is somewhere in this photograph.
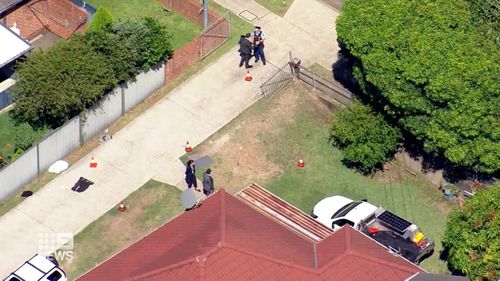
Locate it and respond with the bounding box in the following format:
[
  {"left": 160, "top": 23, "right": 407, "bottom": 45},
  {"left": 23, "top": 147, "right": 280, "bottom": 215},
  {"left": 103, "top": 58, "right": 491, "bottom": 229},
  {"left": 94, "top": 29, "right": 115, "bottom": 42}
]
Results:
[{"left": 312, "top": 195, "right": 434, "bottom": 263}]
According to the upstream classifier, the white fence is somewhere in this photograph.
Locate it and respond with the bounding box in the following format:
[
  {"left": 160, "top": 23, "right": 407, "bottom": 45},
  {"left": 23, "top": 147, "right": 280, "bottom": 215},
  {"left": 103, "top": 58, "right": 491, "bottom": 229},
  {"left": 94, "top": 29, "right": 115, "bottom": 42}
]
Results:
[{"left": 0, "top": 64, "right": 165, "bottom": 201}]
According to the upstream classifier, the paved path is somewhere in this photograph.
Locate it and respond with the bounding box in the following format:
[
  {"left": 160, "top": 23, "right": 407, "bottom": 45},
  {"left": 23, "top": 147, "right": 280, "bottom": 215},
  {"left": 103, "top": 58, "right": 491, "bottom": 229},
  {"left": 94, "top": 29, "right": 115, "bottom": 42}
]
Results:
[{"left": 0, "top": 0, "right": 340, "bottom": 275}]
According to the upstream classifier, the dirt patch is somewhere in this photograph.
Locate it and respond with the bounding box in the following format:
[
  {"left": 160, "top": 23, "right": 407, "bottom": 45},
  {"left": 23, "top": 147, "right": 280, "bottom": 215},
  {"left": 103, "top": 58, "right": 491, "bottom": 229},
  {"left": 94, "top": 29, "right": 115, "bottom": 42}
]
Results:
[
  {"left": 194, "top": 82, "right": 335, "bottom": 194},
  {"left": 375, "top": 154, "right": 452, "bottom": 215}
]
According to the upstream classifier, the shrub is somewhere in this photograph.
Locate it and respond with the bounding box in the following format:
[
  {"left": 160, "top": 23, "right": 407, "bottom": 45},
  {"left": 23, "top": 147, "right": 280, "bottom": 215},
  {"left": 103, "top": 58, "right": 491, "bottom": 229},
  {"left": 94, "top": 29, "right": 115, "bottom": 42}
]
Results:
[
  {"left": 442, "top": 184, "right": 500, "bottom": 280},
  {"left": 86, "top": 6, "right": 114, "bottom": 32},
  {"left": 11, "top": 39, "right": 116, "bottom": 129},
  {"left": 14, "top": 122, "right": 37, "bottom": 150},
  {"left": 330, "top": 102, "right": 402, "bottom": 173}
]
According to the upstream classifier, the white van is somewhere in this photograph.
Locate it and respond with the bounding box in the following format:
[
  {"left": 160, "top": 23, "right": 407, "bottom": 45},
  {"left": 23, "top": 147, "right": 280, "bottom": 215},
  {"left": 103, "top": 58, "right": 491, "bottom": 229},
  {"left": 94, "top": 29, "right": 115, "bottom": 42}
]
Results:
[{"left": 3, "top": 254, "right": 67, "bottom": 281}]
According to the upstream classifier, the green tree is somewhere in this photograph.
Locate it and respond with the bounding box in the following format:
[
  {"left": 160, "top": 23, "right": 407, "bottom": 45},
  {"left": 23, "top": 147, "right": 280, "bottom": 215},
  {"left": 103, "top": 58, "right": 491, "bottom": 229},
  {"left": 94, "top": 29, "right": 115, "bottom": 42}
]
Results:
[
  {"left": 78, "top": 30, "right": 140, "bottom": 83},
  {"left": 442, "top": 184, "right": 500, "bottom": 280},
  {"left": 142, "top": 17, "right": 173, "bottom": 67},
  {"left": 11, "top": 40, "right": 116, "bottom": 129},
  {"left": 86, "top": 6, "right": 114, "bottom": 33},
  {"left": 330, "top": 102, "right": 402, "bottom": 173},
  {"left": 337, "top": 0, "right": 500, "bottom": 173},
  {"left": 111, "top": 18, "right": 172, "bottom": 71}
]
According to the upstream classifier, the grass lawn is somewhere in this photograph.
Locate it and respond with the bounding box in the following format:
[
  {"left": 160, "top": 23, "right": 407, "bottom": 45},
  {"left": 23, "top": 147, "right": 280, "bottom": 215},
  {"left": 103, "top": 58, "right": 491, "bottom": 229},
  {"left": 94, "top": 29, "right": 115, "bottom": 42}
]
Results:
[
  {"left": 0, "top": 111, "right": 16, "bottom": 159},
  {"left": 184, "top": 81, "right": 453, "bottom": 273},
  {"left": 86, "top": 0, "right": 201, "bottom": 49},
  {"left": 60, "top": 180, "right": 184, "bottom": 279},
  {"left": 307, "top": 62, "right": 334, "bottom": 81},
  {"left": 256, "top": 0, "right": 294, "bottom": 16}
]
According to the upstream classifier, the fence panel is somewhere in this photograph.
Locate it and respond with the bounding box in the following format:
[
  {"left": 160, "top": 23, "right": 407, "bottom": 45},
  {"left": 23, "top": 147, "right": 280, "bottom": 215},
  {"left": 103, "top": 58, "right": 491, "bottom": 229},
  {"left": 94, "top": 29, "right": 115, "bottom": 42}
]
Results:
[
  {"left": 124, "top": 65, "right": 165, "bottom": 112},
  {"left": 135, "top": 63, "right": 165, "bottom": 101},
  {"left": 200, "top": 12, "right": 230, "bottom": 59},
  {"left": 38, "top": 117, "right": 80, "bottom": 172},
  {"left": 0, "top": 79, "right": 15, "bottom": 110},
  {"left": 296, "top": 67, "right": 353, "bottom": 106},
  {"left": 0, "top": 147, "right": 38, "bottom": 202},
  {"left": 0, "top": 91, "right": 12, "bottom": 111},
  {"left": 82, "top": 87, "right": 122, "bottom": 142},
  {"left": 260, "top": 62, "right": 294, "bottom": 100}
]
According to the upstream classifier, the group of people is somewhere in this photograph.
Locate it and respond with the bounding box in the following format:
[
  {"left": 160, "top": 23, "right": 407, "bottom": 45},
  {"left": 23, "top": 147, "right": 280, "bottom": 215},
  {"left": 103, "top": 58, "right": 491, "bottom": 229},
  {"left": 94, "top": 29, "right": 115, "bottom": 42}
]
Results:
[
  {"left": 238, "top": 25, "right": 267, "bottom": 69},
  {"left": 185, "top": 159, "right": 214, "bottom": 197}
]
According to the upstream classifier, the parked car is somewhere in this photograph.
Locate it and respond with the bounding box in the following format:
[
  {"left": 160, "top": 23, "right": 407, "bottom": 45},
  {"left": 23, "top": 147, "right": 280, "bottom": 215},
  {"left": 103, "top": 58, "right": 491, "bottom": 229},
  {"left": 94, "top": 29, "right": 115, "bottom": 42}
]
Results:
[
  {"left": 3, "top": 254, "right": 67, "bottom": 281},
  {"left": 312, "top": 195, "right": 434, "bottom": 264}
]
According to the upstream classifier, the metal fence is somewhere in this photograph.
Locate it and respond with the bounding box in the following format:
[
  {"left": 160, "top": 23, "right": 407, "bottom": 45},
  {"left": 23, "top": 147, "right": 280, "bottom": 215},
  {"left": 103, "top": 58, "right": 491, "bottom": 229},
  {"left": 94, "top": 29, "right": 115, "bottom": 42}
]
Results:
[
  {"left": 293, "top": 64, "right": 354, "bottom": 106},
  {"left": 0, "top": 82, "right": 14, "bottom": 111},
  {"left": 0, "top": 64, "right": 165, "bottom": 201},
  {"left": 260, "top": 61, "right": 294, "bottom": 100},
  {"left": 200, "top": 12, "right": 231, "bottom": 59}
]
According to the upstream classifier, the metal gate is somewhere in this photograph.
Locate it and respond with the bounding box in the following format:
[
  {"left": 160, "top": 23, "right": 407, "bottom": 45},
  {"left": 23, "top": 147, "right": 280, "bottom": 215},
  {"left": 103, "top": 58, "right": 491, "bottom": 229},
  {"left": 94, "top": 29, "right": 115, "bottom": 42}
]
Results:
[
  {"left": 200, "top": 12, "right": 231, "bottom": 59},
  {"left": 259, "top": 61, "right": 294, "bottom": 100}
]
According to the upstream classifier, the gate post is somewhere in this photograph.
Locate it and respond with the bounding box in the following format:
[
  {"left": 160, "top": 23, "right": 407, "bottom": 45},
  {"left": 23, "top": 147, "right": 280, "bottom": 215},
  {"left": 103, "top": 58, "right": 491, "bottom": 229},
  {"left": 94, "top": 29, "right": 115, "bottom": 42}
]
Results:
[{"left": 290, "top": 57, "right": 301, "bottom": 78}]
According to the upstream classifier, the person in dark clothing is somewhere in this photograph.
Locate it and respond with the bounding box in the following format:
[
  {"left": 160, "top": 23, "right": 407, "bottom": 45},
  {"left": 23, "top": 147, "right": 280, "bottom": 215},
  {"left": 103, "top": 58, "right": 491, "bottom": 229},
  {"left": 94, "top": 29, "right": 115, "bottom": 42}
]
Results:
[
  {"left": 252, "top": 26, "right": 266, "bottom": 65},
  {"left": 238, "top": 33, "right": 253, "bottom": 69},
  {"left": 185, "top": 160, "right": 199, "bottom": 191},
  {"left": 202, "top": 168, "right": 215, "bottom": 196}
]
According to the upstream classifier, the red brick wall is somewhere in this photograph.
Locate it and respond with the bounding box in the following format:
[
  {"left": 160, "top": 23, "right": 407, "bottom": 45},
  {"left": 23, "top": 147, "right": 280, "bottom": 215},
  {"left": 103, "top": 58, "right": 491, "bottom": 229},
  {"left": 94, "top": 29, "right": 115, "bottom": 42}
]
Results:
[
  {"left": 4, "top": 0, "right": 87, "bottom": 40},
  {"left": 165, "top": 37, "right": 201, "bottom": 82}
]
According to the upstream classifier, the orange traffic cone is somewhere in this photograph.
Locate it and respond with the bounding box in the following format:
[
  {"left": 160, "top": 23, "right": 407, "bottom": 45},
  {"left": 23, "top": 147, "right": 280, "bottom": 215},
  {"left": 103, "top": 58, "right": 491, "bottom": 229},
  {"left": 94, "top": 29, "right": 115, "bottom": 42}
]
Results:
[
  {"left": 185, "top": 141, "right": 192, "bottom": 153},
  {"left": 244, "top": 70, "right": 253, "bottom": 81},
  {"left": 118, "top": 202, "right": 126, "bottom": 212},
  {"left": 89, "top": 157, "right": 97, "bottom": 168},
  {"left": 297, "top": 157, "right": 305, "bottom": 168}
]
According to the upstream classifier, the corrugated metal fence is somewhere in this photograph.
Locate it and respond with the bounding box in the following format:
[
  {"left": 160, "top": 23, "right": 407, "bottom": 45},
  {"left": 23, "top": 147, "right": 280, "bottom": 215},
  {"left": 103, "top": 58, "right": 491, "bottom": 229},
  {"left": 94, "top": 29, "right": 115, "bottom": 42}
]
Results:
[
  {"left": 0, "top": 84, "right": 14, "bottom": 111},
  {"left": 0, "top": 64, "right": 165, "bottom": 201}
]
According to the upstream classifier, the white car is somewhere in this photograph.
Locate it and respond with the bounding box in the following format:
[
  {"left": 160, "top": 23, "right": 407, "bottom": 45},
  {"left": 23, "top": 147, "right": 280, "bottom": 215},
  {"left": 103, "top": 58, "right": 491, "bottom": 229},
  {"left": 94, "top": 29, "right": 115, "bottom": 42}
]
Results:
[
  {"left": 311, "top": 195, "right": 378, "bottom": 230},
  {"left": 3, "top": 254, "right": 67, "bottom": 281}
]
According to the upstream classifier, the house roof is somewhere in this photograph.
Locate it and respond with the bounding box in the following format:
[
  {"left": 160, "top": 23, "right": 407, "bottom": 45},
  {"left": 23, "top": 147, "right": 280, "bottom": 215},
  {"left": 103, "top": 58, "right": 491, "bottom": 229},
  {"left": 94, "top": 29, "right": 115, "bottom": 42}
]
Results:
[
  {"left": 76, "top": 187, "right": 423, "bottom": 281},
  {"left": 0, "top": 21, "right": 31, "bottom": 68}
]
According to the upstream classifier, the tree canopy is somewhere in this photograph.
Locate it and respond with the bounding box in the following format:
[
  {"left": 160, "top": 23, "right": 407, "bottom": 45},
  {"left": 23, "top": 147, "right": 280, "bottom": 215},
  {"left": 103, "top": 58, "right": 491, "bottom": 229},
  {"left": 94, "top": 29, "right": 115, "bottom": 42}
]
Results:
[
  {"left": 86, "top": 6, "right": 114, "bottom": 33},
  {"left": 336, "top": 0, "right": 500, "bottom": 173},
  {"left": 11, "top": 17, "right": 173, "bottom": 129},
  {"left": 442, "top": 184, "right": 500, "bottom": 280},
  {"left": 330, "top": 102, "right": 402, "bottom": 173},
  {"left": 11, "top": 40, "right": 116, "bottom": 128}
]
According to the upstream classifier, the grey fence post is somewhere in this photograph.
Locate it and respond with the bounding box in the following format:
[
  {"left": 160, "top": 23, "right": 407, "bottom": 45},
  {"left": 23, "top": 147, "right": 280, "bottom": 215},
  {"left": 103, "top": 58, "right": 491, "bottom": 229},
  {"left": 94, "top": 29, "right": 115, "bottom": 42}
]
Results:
[
  {"left": 121, "top": 84, "right": 125, "bottom": 116},
  {"left": 79, "top": 115, "right": 84, "bottom": 146},
  {"left": 36, "top": 144, "right": 40, "bottom": 176}
]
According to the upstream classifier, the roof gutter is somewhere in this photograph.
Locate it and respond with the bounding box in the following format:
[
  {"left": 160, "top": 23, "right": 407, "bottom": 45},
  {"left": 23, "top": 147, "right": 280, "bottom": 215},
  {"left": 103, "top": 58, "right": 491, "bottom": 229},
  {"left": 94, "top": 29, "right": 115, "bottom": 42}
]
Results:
[{"left": 0, "top": 0, "right": 28, "bottom": 18}]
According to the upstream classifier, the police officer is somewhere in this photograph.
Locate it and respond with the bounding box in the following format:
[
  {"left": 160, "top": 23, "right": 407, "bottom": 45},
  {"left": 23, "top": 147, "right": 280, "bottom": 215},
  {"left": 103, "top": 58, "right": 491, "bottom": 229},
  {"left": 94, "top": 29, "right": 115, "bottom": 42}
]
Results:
[{"left": 252, "top": 26, "right": 266, "bottom": 65}]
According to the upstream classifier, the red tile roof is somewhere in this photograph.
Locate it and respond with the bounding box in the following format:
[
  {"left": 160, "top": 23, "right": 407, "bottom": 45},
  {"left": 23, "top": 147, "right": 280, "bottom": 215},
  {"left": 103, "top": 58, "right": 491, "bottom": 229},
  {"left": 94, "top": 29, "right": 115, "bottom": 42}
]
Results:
[
  {"left": 4, "top": 0, "right": 87, "bottom": 40},
  {"left": 76, "top": 187, "right": 423, "bottom": 281}
]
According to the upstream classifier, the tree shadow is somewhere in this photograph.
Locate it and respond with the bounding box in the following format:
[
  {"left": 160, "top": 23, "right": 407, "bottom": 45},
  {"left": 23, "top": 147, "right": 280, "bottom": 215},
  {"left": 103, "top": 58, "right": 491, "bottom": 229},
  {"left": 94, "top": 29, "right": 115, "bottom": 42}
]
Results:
[
  {"left": 439, "top": 246, "right": 468, "bottom": 276},
  {"left": 331, "top": 46, "right": 363, "bottom": 96}
]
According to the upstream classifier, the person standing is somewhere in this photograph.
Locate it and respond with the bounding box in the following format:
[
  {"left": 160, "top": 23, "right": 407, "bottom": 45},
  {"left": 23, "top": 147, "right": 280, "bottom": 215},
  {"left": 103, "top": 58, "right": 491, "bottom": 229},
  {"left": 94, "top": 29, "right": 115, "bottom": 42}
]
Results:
[
  {"left": 202, "top": 168, "right": 215, "bottom": 196},
  {"left": 185, "top": 160, "right": 199, "bottom": 191},
  {"left": 238, "top": 33, "right": 253, "bottom": 69},
  {"left": 252, "top": 26, "right": 266, "bottom": 65}
]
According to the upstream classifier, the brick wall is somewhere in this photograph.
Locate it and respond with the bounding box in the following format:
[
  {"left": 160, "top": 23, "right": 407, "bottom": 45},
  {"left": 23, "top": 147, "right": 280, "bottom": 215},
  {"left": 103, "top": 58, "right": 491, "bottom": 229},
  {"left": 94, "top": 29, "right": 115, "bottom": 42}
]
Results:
[
  {"left": 165, "top": 37, "right": 201, "bottom": 82},
  {"left": 4, "top": 0, "right": 87, "bottom": 41}
]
